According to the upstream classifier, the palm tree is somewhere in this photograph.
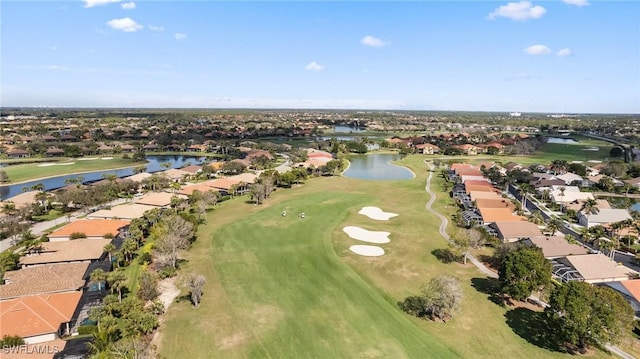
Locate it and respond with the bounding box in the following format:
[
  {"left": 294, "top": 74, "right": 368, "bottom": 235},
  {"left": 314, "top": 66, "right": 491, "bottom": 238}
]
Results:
[
  {"left": 107, "top": 270, "right": 127, "bottom": 302},
  {"left": 579, "top": 198, "right": 599, "bottom": 225},
  {"left": 578, "top": 226, "right": 594, "bottom": 245},
  {"left": 541, "top": 188, "right": 551, "bottom": 203},
  {"left": 90, "top": 268, "right": 108, "bottom": 291},
  {"left": 519, "top": 183, "right": 533, "bottom": 210},
  {"left": 558, "top": 186, "right": 566, "bottom": 213},
  {"left": 545, "top": 217, "right": 563, "bottom": 236},
  {"left": 103, "top": 243, "right": 116, "bottom": 265},
  {"left": 529, "top": 210, "right": 545, "bottom": 225}
]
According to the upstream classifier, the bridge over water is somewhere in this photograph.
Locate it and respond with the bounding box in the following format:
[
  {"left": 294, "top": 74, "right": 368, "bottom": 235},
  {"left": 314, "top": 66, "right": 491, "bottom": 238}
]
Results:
[{"left": 578, "top": 132, "right": 636, "bottom": 163}]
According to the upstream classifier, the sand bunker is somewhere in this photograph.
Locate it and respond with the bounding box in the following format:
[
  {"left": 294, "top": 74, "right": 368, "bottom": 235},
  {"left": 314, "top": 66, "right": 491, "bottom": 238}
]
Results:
[
  {"left": 343, "top": 226, "right": 390, "bottom": 244},
  {"left": 349, "top": 245, "right": 385, "bottom": 257},
  {"left": 101, "top": 157, "right": 114, "bottom": 160},
  {"left": 78, "top": 157, "right": 99, "bottom": 161},
  {"left": 38, "top": 163, "right": 56, "bottom": 167},
  {"left": 358, "top": 206, "right": 398, "bottom": 221}
]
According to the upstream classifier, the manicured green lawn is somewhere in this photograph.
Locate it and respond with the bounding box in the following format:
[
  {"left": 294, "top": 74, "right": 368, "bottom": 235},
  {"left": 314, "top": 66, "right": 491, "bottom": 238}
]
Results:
[
  {"left": 1, "top": 156, "right": 145, "bottom": 184},
  {"left": 158, "top": 155, "right": 613, "bottom": 358}
]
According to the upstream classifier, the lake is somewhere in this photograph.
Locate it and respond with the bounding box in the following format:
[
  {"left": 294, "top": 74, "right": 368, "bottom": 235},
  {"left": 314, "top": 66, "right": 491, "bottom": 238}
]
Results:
[
  {"left": 343, "top": 153, "right": 414, "bottom": 181},
  {"left": 546, "top": 137, "right": 578, "bottom": 144},
  {"left": 0, "top": 155, "right": 208, "bottom": 200},
  {"left": 334, "top": 125, "right": 366, "bottom": 133}
]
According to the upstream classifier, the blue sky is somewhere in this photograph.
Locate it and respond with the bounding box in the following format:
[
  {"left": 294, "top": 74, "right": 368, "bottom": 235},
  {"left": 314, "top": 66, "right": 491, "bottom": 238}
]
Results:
[{"left": 1, "top": 1, "right": 639, "bottom": 113}]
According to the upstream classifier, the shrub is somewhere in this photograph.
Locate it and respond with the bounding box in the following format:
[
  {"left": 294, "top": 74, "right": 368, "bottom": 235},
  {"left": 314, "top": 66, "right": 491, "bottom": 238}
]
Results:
[
  {"left": 0, "top": 334, "right": 25, "bottom": 348},
  {"left": 159, "top": 267, "right": 177, "bottom": 279},
  {"left": 103, "top": 233, "right": 114, "bottom": 239},
  {"left": 77, "top": 325, "right": 97, "bottom": 335},
  {"left": 70, "top": 232, "right": 87, "bottom": 239}
]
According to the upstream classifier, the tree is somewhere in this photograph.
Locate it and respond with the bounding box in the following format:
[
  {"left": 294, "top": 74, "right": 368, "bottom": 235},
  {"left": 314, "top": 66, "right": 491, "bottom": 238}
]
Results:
[
  {"left": 0, "top": 334, "right": 25, "bottom": 348},
  {"left": 498, "top": 246, "right": 552, "bottom": 302},
  {"left": 184, "top": 273, "right": 206, "bottom": 308},
  {"left": 519, "top": 183, "right": 533, "bottom": 209},
  {"left": 449, "top": 230, "right": 470, "bottom": 265},
  {"left": 107, "top": 270, "right": 128, "bottom": 302},
  {"left": 137, "top": 270, "right": 159, "bottom": 302},
  {"left": 103, "top": 243, "right": 116, "bottom": 265},
  {"left": 546, "top": 281, "right": 634, "bottom": 352},
  {"left": 579, "top": 198, "right": 599, "bottom": 218},
  {"left": 544, "top": 217, "right": 562, "bottom": 236},
  {"left": 529, "top": 210, "right": 545, "bottom": 225},
  {"left": 422, "top": 275, "right": 463, "bottom": 322},
  {"left": 399, "top": 275, "right": 463, "bottom": 322},
  {"left": 610, "top": 146, "right": 624, "bottom": 158},
  {"left": 90, "top": 268, "right": 108, "bottom": 292},
  {"left": 0, "top": 170, "right": 8, "bottom": 183}
]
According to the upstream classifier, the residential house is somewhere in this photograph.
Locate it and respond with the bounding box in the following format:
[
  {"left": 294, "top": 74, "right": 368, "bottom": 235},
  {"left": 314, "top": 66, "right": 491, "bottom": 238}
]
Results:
[
  {"left": 6, "top": 148, "right": 30, "bottom": 158},
  {"left": 87, "top": 203, "right": 157, "bottom": 220},
  {"left": 415, "top": 143, "right": 440, "bottom": 155},
  {"left": 0, "top": 291, "right": 83, "bottom": 344},
  {"left": 45, "top": 147, "right": 65, "bottom": 157},
  {"left": 523, "top": 236, "right": 589, "bottom": 259},
  {"left": 453, "top": 144, "right": 479, "bottom": 155},
  {"left": 604, "top": 279, "right": 640, "bottom": 315},
  {"left": 556, "top": 172, "right": 585, "bottom": 186},
  {"left": 578, "top": 208, "right": 633, "bottom": 228},
  {"left": 555, "top": 254, "right": 636, "bottom": 284},
  {"left": 478, "top": 208, "right": 526, "bottom": 225},
  {"left": 490, "top": 221, "right": 544, "bottom": 243},
  {"left": 20, "top": 238, "right": 112, "bottom": 267},
  {"left": 0, "top": 262, "right": 89, "bottom": 299},
  {"left": 134, "top": 192, "right": 188, "bottom": 207},
  {"left": 47, "top": 219, "right": 129, "bottom": 242}
]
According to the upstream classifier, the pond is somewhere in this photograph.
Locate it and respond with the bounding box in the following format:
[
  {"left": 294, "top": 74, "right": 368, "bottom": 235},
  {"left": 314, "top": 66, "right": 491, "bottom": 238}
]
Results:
[
  {"left": 546, "top": 137, "right": 579, "bottom": 144},
  {"left": 632, "top": 202, "right": 640, "bottom": 212},
  {"left": 334, "top": 125, "right": 366, "bottom": 133},
  {"left": 0, "top": 155, "right": 208, "bottom": 201},
  {"left": 343, "top": 153, "right": 414, "bottom": 181}
]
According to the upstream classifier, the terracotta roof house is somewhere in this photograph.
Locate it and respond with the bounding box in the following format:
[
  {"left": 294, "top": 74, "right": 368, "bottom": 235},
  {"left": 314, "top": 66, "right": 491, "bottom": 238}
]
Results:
[
  {"left": 604, "top": 279, "right": 640, "bottom": 314},
  {"left": 180, "top": 165, "right": 203, "bottom": 174},
  {"left": 0, "top": 291, "right": 83, "bottom": 344},
  {"left": 6, "top": 148, "right": 30, "bottom": 158},
  {"left": 565, "top": 199, "right": 611, "bottom": 213},
  {"left": 454, "top": 167, "right": 483, "bottom": 176},
  {"left": 305, "top": 149, "right": 333, "bottom": 159},
  {"left": 45, "top": 147, "right": 65, "bottom": 157},
  {"left": 490, "top": 221, "right": 543, "bottom": 243},
  {"left": 47, "top": 219, "right": 129, "bottom": 242},
  {"left": 475, "top": 198, "right": 515, "bottom": 211},
  {"left": 469, "top": 191, "right": 503, "bottom": 202},
  {"left": 557, "top": 254, "right": 636, "bottom": 284},
  {"left": 87, "top": 203, "right": 156, "bottom": 220},
  {"left": 1, "top": 339, "right": 67, "bottom": 359},
  {"left": 453, "top": 144, "right": 479, "bottom": 155},
  {"left": 178, "top": 182, "right": 220, "bottom": 196},
  {"left": 478, "top": 208, "right": 525, "bottom": 225},
  {"left": 0, "top": 262, "right": 88, "bottom": 299},
  {"left": 20, "top": 238, "right": 111, "bottom": 267},
  {"left": 523, "top": 236, "right": 589, "bottom": 258},
  {"left": 578, "top": 208, "right": 632, "bottom": 228},
  {"left": 162, "top": 168, "right": 191, "bottom": 182},
  {"left": 124, "top": 172, "right": 152, "bottom": 183},
  {"left": 2, "top": 190, "right": 39, "bottom": 209},
  {"left": 465, "top": 185, "right": 497, "bottom": 194},
  {"left": 460, "top": 176, "right": 490, "bottom": 184},
  {"left": 134, "top": 192, "right": 187, "bottom": 207},
  {"left": 119, "top": 144, "right": 135, "bottom": 152},
  {"left": 415, "top": 143, "right": 440, "bottom": 155},
  {"left": 207, "top": 173, "right": 258, "bottom": 193}
]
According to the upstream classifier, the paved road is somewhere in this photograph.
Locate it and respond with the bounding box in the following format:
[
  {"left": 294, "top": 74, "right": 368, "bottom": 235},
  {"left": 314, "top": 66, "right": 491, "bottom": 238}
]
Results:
[
  {"left": 426, "top": 162, "right": 634, "bottom": 359},
  {"left": 0, "top": 198, "right": 128, "bottom": 253}
]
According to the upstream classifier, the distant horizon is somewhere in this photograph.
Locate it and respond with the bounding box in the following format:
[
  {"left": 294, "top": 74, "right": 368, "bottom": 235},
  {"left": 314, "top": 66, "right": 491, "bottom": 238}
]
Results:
[
  {"left": 1, "top": 106, "right": 638, "bottom": 116},
  {"left": 3, "top": 2, "right": 639, "bottom": 113}
]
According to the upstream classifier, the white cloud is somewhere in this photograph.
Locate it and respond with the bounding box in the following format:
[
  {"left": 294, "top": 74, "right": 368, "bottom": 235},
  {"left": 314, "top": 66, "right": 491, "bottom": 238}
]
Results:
[
  {"left": 305, "top": 61, "right": 325, "bottom": 72},
  {"left": 563, "top": 0, "right": 589, "bottom": 6},
  {"left": 106, "top": 17, "right": 143, "bottom": 32},
  {"left": 148, "top": 25, "right": 164, "bottom": 32},
  {"left": 174, "top": 33, "right": 187, "bottom": 40},
  {"left": 84, "top": 0, "right": 121, "bottom": 8},
  {"left": 557, "top": 48, "right": 573, "bottom": 57},
  {"left": 121, "top": 2, "right": 136, "bottom": 10},
  {"left": 488, "top": 1, "right": 546, "bottom": 21},
  {"left": 44, "top": 65, "right": 68, "bottom": 71},
  {"left": 524, "top": 44, "right": 551, "bottom": 55},
  {"left": 361, "top": 35, "right": 389, "bottom": 48}
]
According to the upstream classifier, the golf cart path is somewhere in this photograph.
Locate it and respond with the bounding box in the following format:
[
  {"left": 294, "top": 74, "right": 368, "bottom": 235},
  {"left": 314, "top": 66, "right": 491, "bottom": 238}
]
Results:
[{"left": 423, "top": 162, "right": 634, "bottom": 359}]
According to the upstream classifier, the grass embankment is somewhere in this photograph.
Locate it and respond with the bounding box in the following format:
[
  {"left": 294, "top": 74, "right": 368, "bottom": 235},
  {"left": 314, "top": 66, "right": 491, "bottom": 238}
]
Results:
[
  {"left": 158, "top": 155, "right": 611, "bottom": 358},
  {"left": 0, "top": 156, "right": 145, "bottom": 184}
]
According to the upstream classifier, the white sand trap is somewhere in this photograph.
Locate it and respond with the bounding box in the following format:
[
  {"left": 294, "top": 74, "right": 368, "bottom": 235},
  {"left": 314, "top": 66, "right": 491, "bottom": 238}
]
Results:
[
  {"left": 78, "top": 157, "right": 99, "bottom": 161},
  {"left": 349, "top": 245, "right": 385, "bottom": 257},
  {"left": 358, "top": 206, "right": 398, "bottom": 221},
  {"left": 101, "top": 157, "right": 114, "bottom": 160},
  {"left": 56, "top": 162, "right": 75, "bottom": 166},
  {"left": 38, "top": 163, "right": 56, "bottom": 167},
  {"left": 343, "top": 226, "right": 390, "bottom": 244}
]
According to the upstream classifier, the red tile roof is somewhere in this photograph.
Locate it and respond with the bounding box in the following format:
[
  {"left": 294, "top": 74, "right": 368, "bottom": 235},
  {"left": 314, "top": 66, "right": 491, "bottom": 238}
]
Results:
[
  {"left": 0, "top": 291, "right": 82, "bottom": 338},
  {"left": 48, "top": 219, "right": 129, "bottom": 239}
]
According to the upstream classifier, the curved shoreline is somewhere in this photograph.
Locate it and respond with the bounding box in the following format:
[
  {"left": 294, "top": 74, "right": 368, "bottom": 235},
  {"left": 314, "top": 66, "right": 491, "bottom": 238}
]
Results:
[{"left": 0, "top": 163, "right": 145, "bottom": 187}]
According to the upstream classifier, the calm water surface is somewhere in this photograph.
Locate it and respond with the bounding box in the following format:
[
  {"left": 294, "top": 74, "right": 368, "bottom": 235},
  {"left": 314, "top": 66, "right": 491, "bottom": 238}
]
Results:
[
  {"left": 0, "top": 155, "right": 207, "bottom": 200},
  {"left": 343, "top": 154, "right": 413, "bottom": 181}
]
